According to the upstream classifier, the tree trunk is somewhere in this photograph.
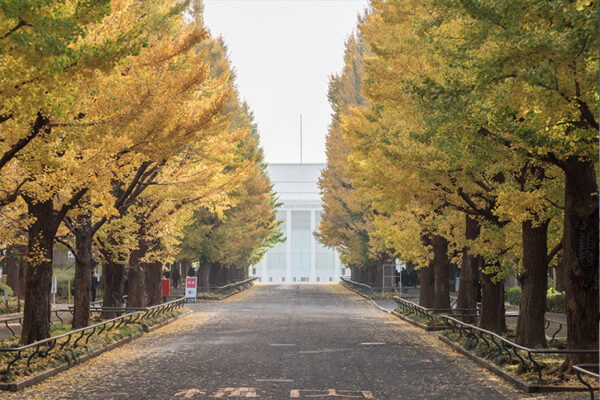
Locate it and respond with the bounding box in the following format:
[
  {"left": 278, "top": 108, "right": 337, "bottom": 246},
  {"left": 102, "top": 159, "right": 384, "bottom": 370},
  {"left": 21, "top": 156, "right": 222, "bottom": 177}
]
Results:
[
  {"left": 197, "top": 262, "right": 210, "bottom": 291},
  {"left": 128, "top": 238, "right": 147, "bottom": 308},
  {"left": 432, "top": 235, "right": 450, "bottom": 309},
  {"left": 145, "top": 261, "right": 162, "bottom": 306},
  {"left": 101, "top": 261, "right": 124, "bottom": 318},
  {"left": 182, "top": 259, "right": 192, "bottom": 276},
  {"left": 375, "top": 260, "right": 383, "bottom": 289},
  {"left": 554, "top": 259, "right": 565, "bottom": 292},
  {"left": 457, "top": 215, "right": 481, "bottom": 321},
  {"left": 419, "top": 263, "right": 435, "bottom": 308},
  {"left": 73, "top": 214, "right": 94, "bottom": 329},
  {"left": 561, "top": 158, "right": 599, "bottom": 368},
  {"left": 516, "top": 220, "right": 549, "bottom": 348},
  {"left": 21, "top": 199, "right": 58, "bottom": 344},
  {"left": 478, "top": 269, "right": 506, "bottom": 334},
  {"left": 18, "top": 245, "right": 27, "bottom": 301},
  {"left": 5, "top": 245, "right": 20, "bottom": 295}
]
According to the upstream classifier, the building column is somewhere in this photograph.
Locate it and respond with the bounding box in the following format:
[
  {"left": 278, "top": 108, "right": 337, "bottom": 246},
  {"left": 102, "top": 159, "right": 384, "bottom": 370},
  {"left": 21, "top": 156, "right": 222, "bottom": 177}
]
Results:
[
  {"left": 310, "top": 209, "right": 316, "bottom": 282},
  {"left": 286, "top": 209, "right": 292, "bottom": 282},
  {"left": 261, "top": 257, "right": 267, "bottom": 282},
  {"left": 335, "top": 251, "right": 341, "bottom": 280}
]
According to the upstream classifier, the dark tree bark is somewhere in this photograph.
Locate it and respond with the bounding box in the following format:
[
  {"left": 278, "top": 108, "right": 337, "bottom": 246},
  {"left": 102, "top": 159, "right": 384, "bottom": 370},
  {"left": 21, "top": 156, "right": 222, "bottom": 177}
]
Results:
[
  {"left": 478, "top": 269, "right": 506, "bottom": 334},
  {"left": 561, "top": 158, "right": 599, "bottom": 368},
  {"left": 375, "top": 260, "right": 384, "bottom": 289},
  {"left": 127, "top": 238, "right": 147, "bottom": 308},
  {"left": 72, "top": 214, "right": 95, "bottom": 329},
  {"left": 5, "top": 245, "right": 20, "bottom": 295},
  {"left": 516, "top": 220, "right": 549, "bottom": 348},
  {"left": 101, "top": 261, "right": 124, "bottom": 318},
  {"left": 20, "top": 199, "right": 57, "bottom": 344},
  {"left": 145, "top": 260, "right": 162, "bottom": 306},
  {"left": 554, "top": 259, "right": 565, "bottom": 292},
  {"left": 182, "top": 259, "right": 192, "bottom": 276},
  {"left": 18, "top": 245, "right": 27, "bottom": 301},
  {"left": 432, "top": 235, "right": 450, "bottom": 309},
  {"left": 197, "top": 263, "right": 210, "bottom": 291},
  {"left": 419, "top": 263, "right": 435, "bottom": 308},
  {"left": 457, "top": 215, "right": 482, "bottom": 322}
]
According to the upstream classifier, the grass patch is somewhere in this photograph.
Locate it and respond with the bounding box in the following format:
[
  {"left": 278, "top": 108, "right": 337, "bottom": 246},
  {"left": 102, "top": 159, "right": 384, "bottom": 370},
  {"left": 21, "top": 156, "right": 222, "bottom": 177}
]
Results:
[
  {"left": 0, "top": 308, "right": 185, "bottom": 383},
  {"left": 0, "top": 297, "right": 22, "bottom": 315}
]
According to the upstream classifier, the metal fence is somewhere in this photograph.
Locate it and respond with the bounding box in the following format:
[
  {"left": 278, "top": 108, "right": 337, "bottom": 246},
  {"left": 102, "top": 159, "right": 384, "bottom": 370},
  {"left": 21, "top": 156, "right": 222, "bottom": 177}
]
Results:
[
  {"left": 441, "top": 314, "right": 599, "bottom": 382},
  {"left": 340, "top": 277, "right": 374, "bottom": 298},
  {"left": 573, "top": 364, "right": 599, "bottom": 400},
  {"left": 0, "top": 297, "right": 186, "bottom": 376},
  {"left": 170, "top": 277, "right": 258, "bottom": 299},
  {"left": 393, "top": 296, "right": 479, "bottom": 325}
]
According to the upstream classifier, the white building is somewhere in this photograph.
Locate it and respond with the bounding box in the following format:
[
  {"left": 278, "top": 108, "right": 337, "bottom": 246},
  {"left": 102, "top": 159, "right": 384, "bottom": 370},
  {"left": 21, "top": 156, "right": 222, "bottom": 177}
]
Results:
[{"left": 254, "top": 163, "right": 342, "bottom": 283}]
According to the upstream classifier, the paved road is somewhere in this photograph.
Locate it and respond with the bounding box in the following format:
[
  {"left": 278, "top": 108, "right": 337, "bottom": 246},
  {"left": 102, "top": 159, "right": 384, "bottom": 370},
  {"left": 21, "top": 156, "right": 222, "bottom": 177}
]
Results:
[{"left": 0, "top": 284, "right": 587, "bottom": 399}]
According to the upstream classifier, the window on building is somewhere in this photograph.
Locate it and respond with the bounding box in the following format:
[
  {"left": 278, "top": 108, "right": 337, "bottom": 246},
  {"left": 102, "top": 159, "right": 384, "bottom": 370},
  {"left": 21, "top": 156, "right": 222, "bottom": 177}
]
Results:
[
  {"left": 267, "top": 210, "right": 287, "bottom": 272},
  {"left": 291, "top": 211, "right": 311, "bottom": 276}
]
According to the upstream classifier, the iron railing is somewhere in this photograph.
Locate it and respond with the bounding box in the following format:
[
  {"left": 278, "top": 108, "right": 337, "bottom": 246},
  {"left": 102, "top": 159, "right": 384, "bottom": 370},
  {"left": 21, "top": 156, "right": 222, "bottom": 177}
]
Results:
[
  {"left": 573, "top": 364, "right": 599, "bottom": 400},
  {"left": 169, "top": 277, "right": 257, "bottom": 298},
  {"left": 340, "top": 277, "right": 374, "bottom": 298},
  {"left": 503, "top": 314, "right": 568, "bottom": 342},
  {"left": 0, "top": 309, "right": 72, "bottom": 337},
  {"left": 393, "top": 296, "right": 479, "bottom": 325},
  {"left": 441, "top": 314, "right": 599, "bottom": 382},
  {"left": 211, "top": 277, "right": 258, "bottom": 296},
  {"left": 0, "top": 297, "right": 186, "bottom": 376}
]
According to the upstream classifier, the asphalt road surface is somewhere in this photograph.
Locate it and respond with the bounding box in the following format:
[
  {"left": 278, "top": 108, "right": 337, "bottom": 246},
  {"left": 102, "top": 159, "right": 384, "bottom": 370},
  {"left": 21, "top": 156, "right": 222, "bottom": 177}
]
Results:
[{"left": 0, "top": 284, "right": 588, "bottom": 399}]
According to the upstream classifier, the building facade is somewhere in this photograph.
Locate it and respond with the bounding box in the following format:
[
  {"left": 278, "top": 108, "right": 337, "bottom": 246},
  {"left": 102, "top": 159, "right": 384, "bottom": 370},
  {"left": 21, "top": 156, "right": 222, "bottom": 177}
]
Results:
[{"left": 254, "top": 163, "right": 342, "bottom": 283}]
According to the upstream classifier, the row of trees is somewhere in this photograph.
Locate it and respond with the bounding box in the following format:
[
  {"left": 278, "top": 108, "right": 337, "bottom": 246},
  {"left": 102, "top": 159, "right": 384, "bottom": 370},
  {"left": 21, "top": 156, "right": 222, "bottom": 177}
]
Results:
[
  {"left": 319, "top": 0, "right": 598, "bottom": 371},
  {"left": 0, "top": 0, "right": 280, "bottom": 344}
]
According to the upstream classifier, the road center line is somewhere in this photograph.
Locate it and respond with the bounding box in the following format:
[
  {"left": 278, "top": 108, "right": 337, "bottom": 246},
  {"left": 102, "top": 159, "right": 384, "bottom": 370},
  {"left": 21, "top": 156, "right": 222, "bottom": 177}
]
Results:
[
  {"left": 360, "top": 342, "right": 385, "bottom": 346},
  {"left": 269, "top": 343, "right": 297, "bottom": 347},
  {"left": 255, "top": 378, "right": 295, "bottom": 383}
]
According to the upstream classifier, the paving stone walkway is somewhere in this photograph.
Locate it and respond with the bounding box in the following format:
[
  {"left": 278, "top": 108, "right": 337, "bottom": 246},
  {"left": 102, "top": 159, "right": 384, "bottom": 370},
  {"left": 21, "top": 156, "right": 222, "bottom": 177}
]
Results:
[{"left": 0, "top": 284, "right": 587, "bottom": 399}]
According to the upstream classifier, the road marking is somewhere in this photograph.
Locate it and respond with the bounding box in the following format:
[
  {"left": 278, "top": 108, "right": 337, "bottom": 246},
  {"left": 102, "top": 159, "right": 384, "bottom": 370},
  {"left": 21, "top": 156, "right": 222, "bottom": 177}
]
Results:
[
  {"left": 213, "top": 387, "right": 259, "bottom": 398},
  {"left": 174, "top": 388, "right": 206, "bottom": 398},
  {"left": 269, "top": 343, "right": 297, "bottom": 347},
  {"left": 360, "top": 342, "right": 385, "bottom": 346},
  {"left": 290, "top": 389, "right": 375, "bottom": 398},
  {"left": 255, "top": 378, "right": 294, "bottom": 383},
  {"left": 298, "top": 348, "right": 352, "bottom": 354}
]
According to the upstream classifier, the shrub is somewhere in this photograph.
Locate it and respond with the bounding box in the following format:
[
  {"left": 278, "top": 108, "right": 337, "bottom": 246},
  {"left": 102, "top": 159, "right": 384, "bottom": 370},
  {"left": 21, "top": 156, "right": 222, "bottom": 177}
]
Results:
[
  {"left": 0, "top": 284, "right": 13, "bottom": 297},
  {"left": 546, "top": 291, "right": 565, "bottom": 313},
  {"left": 505, "top": 286, "right": 521, "bottom": 305}
]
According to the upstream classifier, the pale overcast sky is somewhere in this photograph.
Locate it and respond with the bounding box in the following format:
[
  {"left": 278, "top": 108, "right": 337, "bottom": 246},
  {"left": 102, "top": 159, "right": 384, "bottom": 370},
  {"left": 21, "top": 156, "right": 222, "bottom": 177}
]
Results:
[{"left": 203, "top": 0, "right": 369, "bottom": 164}]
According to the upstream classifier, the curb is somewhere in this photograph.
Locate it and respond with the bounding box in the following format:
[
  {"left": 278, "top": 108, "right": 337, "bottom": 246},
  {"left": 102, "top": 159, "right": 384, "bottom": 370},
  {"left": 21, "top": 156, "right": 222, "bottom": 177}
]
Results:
[
  {"left": 0, "top": 309, "right": 189, "bottom": 392},
  {"left": 437, "top": 335, "right": 593, "bottom": 394}
]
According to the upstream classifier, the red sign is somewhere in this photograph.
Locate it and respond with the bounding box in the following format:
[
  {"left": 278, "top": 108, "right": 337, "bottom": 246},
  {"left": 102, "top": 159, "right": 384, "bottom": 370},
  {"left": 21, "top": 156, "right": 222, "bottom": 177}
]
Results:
[
  {"left": 185, "top": 277, "right": 197, "bottom": 301},
  {"left": 162, "top": 278, "right": 171, "bottom": 297}
]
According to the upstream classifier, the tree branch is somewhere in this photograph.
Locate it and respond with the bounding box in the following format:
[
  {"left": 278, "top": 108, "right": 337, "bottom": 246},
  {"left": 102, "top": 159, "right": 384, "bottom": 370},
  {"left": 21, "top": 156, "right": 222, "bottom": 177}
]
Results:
[
  {"left": 55, "top": 236, "right": 81, "bottom": 264},
  {"left": 547, "top": 240, "right": 562, "bottom": 265},
  {"left": 0, "top": 112, "right": 48, "bottom": 171},
  {"left": 1, "top": 19, "right": 31, "bottom": 40}
]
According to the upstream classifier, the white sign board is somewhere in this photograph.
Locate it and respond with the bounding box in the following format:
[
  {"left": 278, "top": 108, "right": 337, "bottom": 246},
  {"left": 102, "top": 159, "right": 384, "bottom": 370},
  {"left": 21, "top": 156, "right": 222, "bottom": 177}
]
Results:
[
  {"left": 51, "top": 276, "right": 57, "bottom": 294},
  {"left": 185, "top": 277, "right": 197, "bottom": 302}
]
